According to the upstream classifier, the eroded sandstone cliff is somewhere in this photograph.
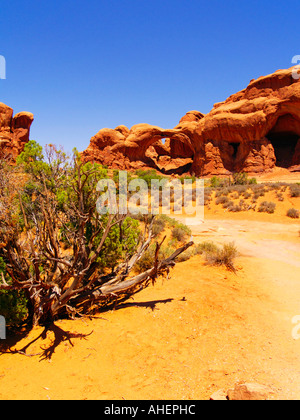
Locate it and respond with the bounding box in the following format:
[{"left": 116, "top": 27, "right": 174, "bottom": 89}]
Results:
[
  {"left": 0, "top": 102, "right": 34, "bottom": 160},
  {"left": 82, "top": 67, "right": 300, "bottom": 176},
  {"left": 2, "top": 67, "right": 300, "bottom": 176}
]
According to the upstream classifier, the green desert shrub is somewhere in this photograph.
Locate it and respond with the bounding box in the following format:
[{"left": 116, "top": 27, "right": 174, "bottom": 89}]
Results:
[
  {"left": 0, "top": 257, "right": 28, "bottom": 327},
  {"left": 133, "top": 217, "right": 192, "bottom": 272},
  {"left": 231, "top": 172, "right": 257, "bottom": 186},
  {"left": 231, "top": 172, "right": 248, "bottom": 185},
  {"left": 228, "top": 204, "right": 242, "bottom": 212},
  {"left": 171, "top": 225, "right": 190, "bottom": 242},
  {"left": 248, "top": 177, "right": 258, "bottom": 185},
  {"left": 134, "top": 169, "right": 167, "bottom": 188},
  {"left": 210, "top": 176, "right": 223, "bottom": 188},
  {"left": 95, "top": 216, "right": 141, "bottom": 272},
  {"left": 204, "top": 242, "right": 239, "bottom": 272},
  {"left": 134, "top": 245, "right": 174, "bottom": 273},
  {"left": 152, "top": 216, "right": 167, "bottom": 236},
  {"left": 133, "top": 245, "right": 157, "bottom": 273},
  {"left": 179, "top": 175, "right": 196, "bottom": 184},
  {"left": 194, "top": 241, "right": 219, "bottom": 255},
  {"left": 155, "top": 215, "right": 191, "bottom": 237},
  {"left": 134, "top": 244, "right": 182, "bottom": 273}
]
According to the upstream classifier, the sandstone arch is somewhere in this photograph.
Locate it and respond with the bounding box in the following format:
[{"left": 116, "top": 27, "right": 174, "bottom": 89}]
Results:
[
  {"left": 82, "top": 122, "right": 196, "bottom": 173},
  {"left": 82, "top": 67, "right": 300, "bottom": 176}
]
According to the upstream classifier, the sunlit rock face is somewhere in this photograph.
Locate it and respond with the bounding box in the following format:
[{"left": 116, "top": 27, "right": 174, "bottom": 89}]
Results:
[
  {"left": 82, "top": 67, "right": 300, "bottom": 175},
  {"left": 0, "top": 102, "right": 34, "bottom": 160}
]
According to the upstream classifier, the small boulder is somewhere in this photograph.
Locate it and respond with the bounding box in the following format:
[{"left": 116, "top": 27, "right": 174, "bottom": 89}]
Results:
[
  {"left": 210, "top": 382, "right": 276, "bottom": 401},
  {"left": 210, "top": 389, "right": 228, "bottom": 401},
  {"left": 227, "top": 382, "right": 275, "bottom": 401}
]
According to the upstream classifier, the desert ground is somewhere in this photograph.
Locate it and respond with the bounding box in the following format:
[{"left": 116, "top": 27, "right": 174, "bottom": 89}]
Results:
[{"left": 0, "top": 179, "right": 300, "bottom": 400}]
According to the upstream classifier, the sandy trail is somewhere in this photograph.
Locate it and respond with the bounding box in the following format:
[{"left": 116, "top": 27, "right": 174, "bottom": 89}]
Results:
[
  {"left": 0, "top": 216, "right": 300, "bottom": 400},
  {"left": 182, "top": 217, "right": 300, "bottom": 267}
]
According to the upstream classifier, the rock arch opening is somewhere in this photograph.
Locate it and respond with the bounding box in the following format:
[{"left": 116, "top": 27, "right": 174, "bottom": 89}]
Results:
[{"left": 267, "top": 131, "right": 299, "bottom": 168}]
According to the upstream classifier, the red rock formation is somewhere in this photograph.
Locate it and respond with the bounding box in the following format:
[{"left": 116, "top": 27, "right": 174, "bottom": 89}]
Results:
[
  {"left": 0, "top": 102, "right": 34, "bottom": 160},
  {"left": 81, "top": 123, "right": 195, "bottom": 173},
  {"left": 179, "top": 110, "right": 205, "bottom": 123},
  {"left": 189, "top": 67, "right": 300, "bottom": 175},
  {"left": 82, "top": 67, "right": 300, "bottom": 176}
]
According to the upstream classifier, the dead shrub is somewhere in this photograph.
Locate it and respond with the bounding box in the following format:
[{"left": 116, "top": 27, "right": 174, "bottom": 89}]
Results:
[
  {"left": 215, "top": 196, "right": 230, "bottom": 205},
  {"left": 176, "top": 248, "right": 195, "bottom": 262},
  {"left": 290, "top": 184, "right": 300, "bottom": 198},
  {"left": 204, "top": 242, "right": 239, "bottom": 272},
  {"left": 287, "top": 208, "right": 300, "bottom": 219},
  {"left": 258, "top": 201, "right": 276, "bottom": 214}
]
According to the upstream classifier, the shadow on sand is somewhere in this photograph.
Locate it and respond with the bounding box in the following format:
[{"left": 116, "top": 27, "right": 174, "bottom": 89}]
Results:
[
  {"left": 0, "top": 323, "right": 92, "bottom": 361},
  {"left": 115, "top": 298, "right": 174, "bottom": 311},
  {"left": 0, "top": 298, "right": 175, "bottom": 360}
]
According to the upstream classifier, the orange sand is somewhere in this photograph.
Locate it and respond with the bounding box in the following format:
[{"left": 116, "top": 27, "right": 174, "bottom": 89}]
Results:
[
  {"left": 255, "top": 167, "right": 300, "bottom": 184},
  {"left": 180, "top": 184, "right": 300, "bottom": 226},
  {"left": 0, "top": 182, "right": 300, "bottom": 400}
]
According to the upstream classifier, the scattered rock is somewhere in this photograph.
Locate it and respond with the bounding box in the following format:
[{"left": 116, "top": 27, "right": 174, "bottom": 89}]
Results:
[{"left": 210, "top": 388, "right": 228, "bottom": 401}]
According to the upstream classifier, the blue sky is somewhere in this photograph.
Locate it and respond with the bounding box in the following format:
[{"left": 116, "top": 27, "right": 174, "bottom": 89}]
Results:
[{"left": 0, "top": 0, "right": 300, "bottom": 153}]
